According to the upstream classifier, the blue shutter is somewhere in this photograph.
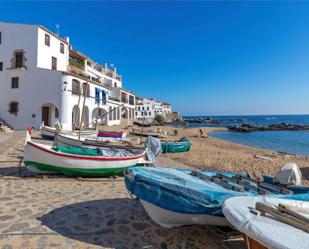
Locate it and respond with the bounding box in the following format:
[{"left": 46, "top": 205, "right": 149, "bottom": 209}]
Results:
[
  {"left": 95, "top": 88, "right": 101, "bottom": 104},
  {"left": 102, "top": 91, "right": 107, "bottom": 105}
]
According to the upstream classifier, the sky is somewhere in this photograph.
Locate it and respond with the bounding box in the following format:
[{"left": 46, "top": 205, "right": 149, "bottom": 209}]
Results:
[{"left": 1, "top": 1, "right": 309, "bottom": 116}]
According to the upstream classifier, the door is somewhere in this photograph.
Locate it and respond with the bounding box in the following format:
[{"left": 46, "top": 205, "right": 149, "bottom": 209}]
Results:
[{"left": 42, "top": 106, "right": 50, "bottom": 126}]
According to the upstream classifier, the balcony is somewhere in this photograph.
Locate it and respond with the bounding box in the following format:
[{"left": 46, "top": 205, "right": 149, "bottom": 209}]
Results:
[
  {"left": 67, "top": 64, "right": 88, "bottom": 78},
  {"left": 109, "top": 96, "right": 120, "bottom": 102}
]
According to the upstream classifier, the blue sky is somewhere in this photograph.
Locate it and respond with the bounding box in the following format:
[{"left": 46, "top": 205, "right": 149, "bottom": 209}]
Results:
[{"left": 1, "top": 1, "right": 309, "bottom": 116}]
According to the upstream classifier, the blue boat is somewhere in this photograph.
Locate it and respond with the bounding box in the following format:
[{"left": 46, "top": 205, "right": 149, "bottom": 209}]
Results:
[{"left": 124, "top": 167, "right": 309, "bottom": 228}]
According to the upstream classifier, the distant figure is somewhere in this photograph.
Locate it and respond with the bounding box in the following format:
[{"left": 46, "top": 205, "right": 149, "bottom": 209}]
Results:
[
  {"left": 199, "top": 129, "right": 203, "bottom": 137},
  {"left": 174, "top": 129, "right": 178, "bottom": 136}
]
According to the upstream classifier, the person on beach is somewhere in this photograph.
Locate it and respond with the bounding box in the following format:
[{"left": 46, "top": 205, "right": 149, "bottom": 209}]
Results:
[{"left": 199, "top": 129, "right": 203, "bottom": 137}]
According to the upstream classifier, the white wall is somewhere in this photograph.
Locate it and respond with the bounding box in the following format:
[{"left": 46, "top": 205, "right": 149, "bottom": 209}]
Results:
[
  {"left": 37, "top": 28, "right": 69, "bottom": 72},
  {"left": 0, "top": 22, "right": 38, "bottom": 70},
  {"left": 0, "top": 68, "right": 63, "bottom": 130}
]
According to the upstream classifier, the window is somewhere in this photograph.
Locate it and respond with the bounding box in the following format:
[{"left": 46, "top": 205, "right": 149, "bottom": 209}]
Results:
[
  {"left": 15, "top": 52, "right": 23, "bottom": 68},
  {"left": 142, "top": 107, "right": 144, "bottom": 111},
  {"left": 0, "top": 31, "right": 2, "bottom": 44},
  {"left": 51, "top": 57, "right": 57, "bottom": 70},
  {"left": 11, "top": 77, "right": 19, "bottom": 88},
  {"left": 9, "top": 102, "right": 18, "bottom": 115},
  {"left": 60, "top": 43, "right": 64, "bottom": 54},
  {"left": 129, "top": 95, "right": 134, "bottom": 105},
  {"left": 149, "top": 112, "right": 151, "bottom": 116},
  {"left": 55, "top": 108, "right": 59, "bottom": 118},
  {"left": 95, "top": 88, "right": 100, "bottom": 104},
  {"left": 147, "top": 106, "right": 149, "bottom": 111},
  {"left": 135, "top": 112, "right": 138, "bottom": 116},
  {"left": 72, "top": 80, "right": 80, "bottom": 95},
  {"left": 114, "top": 82, "right": 117, "bottom": 88},
  {"left": 82, "top": 83, "right": 90, "bottom": 97},
  {"left": 45, "top": 34, "right": 50, "bottom": 46},
  {"left": 0, "top": 62, "right": 3, "bottom": 71}
]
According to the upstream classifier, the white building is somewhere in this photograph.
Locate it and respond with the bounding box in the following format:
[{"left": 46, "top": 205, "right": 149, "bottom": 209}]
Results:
[
  {"left": 0, "top": 22, "right": 136, "bottom": 130},
  {"left": 135, "top": 97, "right": 172, "bottom": 121}
]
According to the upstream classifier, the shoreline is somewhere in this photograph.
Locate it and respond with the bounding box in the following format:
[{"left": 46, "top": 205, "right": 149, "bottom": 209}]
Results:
[{"left": 159, "top": 126, "right": 309, "bottom": 184}]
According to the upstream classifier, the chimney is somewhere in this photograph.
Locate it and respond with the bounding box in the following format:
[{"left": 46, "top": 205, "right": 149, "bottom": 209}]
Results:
[
  {"left": 104, "top": 62, "right": 108, "bottom": 70},
  {"left": 65, "top": 36, "right": 70, "bottom": 44}
]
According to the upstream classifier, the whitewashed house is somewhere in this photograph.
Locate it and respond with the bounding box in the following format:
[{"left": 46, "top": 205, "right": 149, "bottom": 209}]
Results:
[
  {"left": 135, "top": 97, "right": 172, "bottom": 121},
  {"left": 0, "top": 22, "right": 136, "bottom": 130}
]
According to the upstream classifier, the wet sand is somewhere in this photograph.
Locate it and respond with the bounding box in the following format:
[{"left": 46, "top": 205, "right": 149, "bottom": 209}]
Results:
[{"left": 0, "top": 131, "right": 244, "bottom": 249}]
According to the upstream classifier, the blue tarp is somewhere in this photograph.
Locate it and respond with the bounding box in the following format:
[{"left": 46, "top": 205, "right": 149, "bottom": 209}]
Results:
[{"left": 124, "top": 167, "right": 309, "bottom": 216}]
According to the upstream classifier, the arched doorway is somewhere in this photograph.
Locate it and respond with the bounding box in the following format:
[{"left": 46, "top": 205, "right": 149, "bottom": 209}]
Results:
[
  {"left": 92, "top": 108, "right": 107, "bottom": 125},
  {"left": 121, "top": 107, "right": 128, "bottom": 119},
  {"left": 41, "top": 103, "right": 58, "bottom": 127},
  {"left": 81, "top": 106, "right": 89, "bottom": 128},
  {"left": 72, "top": 105, "right": 80, "bottom": 129}
]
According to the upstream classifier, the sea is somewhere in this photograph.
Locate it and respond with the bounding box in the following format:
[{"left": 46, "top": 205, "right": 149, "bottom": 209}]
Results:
[{"left": 183, "top": 115, "right": 309, "bottom": 156}]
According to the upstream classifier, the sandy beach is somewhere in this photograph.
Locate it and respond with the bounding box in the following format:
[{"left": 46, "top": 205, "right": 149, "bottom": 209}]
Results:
[
  {"left": 0, "top": 127, "right": 308, "bottom": 248},
  {"left": 0, "top": 130, "right": 244, "bottom": 249}
]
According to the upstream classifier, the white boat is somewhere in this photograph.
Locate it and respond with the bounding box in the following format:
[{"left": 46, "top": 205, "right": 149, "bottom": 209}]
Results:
[
  {"left": 223, "top": 196, "right": 309, "bottom": 249},
  {"left": 140, "top": 200, "right": 228, "bottom": 228},
  {"left": 40, "top": 125, "right": 97, "bottom": 140},
  {"left": 124, "top": 167, "right": 309, "bottom": 228},
  {"left": 24, "top": 138, "right": 147, "bottom": 177},
  {"left": 55, "top": 132, "right": 143, "bottom": 150}
]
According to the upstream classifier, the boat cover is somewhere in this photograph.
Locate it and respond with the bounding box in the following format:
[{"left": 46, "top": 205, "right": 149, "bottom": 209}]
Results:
[
  {"left": 223, "top": 196, "right": 309, "bottom": 249},
  {"left": 52, "top": 146, "right": 102, "bottom": 156},
  {"left": 161, "top": 136, "right": 191, "bottom": 154},
  {"left": 125, "top": 167, "right": 309, "bottom": 216},
  {"left": 144, "top": 136, "right": 162, "bottom": 165},
  {"left": 52, "top": 145, "right": 140, "bottom": 157}
]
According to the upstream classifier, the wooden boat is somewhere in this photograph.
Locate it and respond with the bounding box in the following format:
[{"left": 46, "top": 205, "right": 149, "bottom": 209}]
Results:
[
  {"left": 133, "top": 121, "right": 152, "bottom": 127},
  {"left": 124, "top": 167, "right": 309, "bottom": 228},
  {"left": 55, "top": 133, "right": 143, "bottom": 151},
  {"left": 130, "top": 128, "right": 161, "bottom": 137},
  {"left": 24, "top": 139, "right": 147, "bottom": 177},
  {"left": 40, "top": 125, "right": 96, "bottom": 140},
  {"left": 97, "top": 130, "right": 125, "bottom": 139},
  {"left": 223, "top": 196, "right": 309, "bottom": 249},
  {"left": 161, "top": 136, "right": 191, "bottom": 154}
]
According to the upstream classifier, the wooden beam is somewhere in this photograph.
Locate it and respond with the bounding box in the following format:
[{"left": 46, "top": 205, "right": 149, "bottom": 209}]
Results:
[{"left": 256, "top": 202, "right": 309, "bottom": 233}]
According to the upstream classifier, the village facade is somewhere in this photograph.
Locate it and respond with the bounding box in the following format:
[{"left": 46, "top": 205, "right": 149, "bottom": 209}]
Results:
[
  {"left": 135, "top": 97, "right": 172, "bottom": 121},
  {"left": 0, "top": 22, "right": 136, "bottom": 130}
]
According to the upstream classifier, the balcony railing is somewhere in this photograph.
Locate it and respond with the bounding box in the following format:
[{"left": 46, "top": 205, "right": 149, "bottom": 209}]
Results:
[
  {"left": 109, "top": 96, "right": 120, "bottom": 102},
  {"left": 67, "top": 65, "right": 88, "bottom": 78}
]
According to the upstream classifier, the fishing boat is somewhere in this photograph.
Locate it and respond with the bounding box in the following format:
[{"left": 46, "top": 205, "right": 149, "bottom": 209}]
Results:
[
  {"left": 24, "top": 139, "right": 147, "bottom": 177},
  {"left": 124, "top": 167, "right": 309, "bottom": 228},
  {"left": 54, "top": 132, "right": 143, "bottom": 151},
  {"left": 130, "top": 128, "right": 161, "bottom": 137},
  {"left": 223, "top": 196, "right": 309, "bottom": 249},
  {"left": 161, "top": 136, "right": 191, "bottom": 153},
  {"left": 97, "top": 130, "right": 126, "bottom": 139},
  {"left": 40, "top": 125, "right": 96, "bottom": 140},
  {"left": 133, "top": 121, "right": 152, "bottom": 127}
]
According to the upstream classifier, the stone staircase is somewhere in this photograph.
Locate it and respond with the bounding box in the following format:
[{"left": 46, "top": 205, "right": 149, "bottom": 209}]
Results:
[{"left": 0, "top": 119, "right": 13, "bottom": 132}]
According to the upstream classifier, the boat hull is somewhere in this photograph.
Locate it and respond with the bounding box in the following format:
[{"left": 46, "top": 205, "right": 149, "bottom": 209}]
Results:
[
  {"left": 141, "top": 200, "right": 229, "bottom": 228},
  {"left": 55, "top": 133, "right": 143, "bottom": 151},
  {"left": 161, "top": 142, "right": 191, "bottom": 153},
  {"left": 40, "top": 126, "right": 97, "bottom": 141},
  {"left": 24, "top": 142, "right": 146, "bottom": 177},
  {"left": 40, "top": 126, "right": 55, "bottom": 140}
]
